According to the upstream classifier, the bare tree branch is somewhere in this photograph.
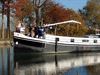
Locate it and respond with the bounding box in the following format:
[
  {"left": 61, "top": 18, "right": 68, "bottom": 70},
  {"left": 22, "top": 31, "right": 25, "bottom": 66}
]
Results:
[
  {"left": 32, "top": 0, "right": 48, "bottom": 8},
  {"left": 35, "top": 0, "right": 37, "bottom": 6},
  {"left": 32, "top": 0, "right": 49, "bottom": 25},
  {"left": 38, "top": 0, "right": 41, "bottom": 6},
  {"left": 39, "top": 0, "right": 48, "bottom": 8}
]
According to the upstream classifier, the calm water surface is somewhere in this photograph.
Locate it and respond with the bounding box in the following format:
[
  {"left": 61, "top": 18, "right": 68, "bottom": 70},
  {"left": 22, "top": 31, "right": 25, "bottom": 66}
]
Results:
[
  {"left": 1, "top": 47, "right": 100, "bottom": 75},
  {"left": 0, "top": 47, "right": 14, "bottom": 75},
  {"left": 14, "top": 52, "right": 100, "bottom": 75}
]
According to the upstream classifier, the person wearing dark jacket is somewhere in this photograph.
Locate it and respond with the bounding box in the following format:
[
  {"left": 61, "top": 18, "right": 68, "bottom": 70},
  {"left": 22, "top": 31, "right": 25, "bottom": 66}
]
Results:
[{"left": 38, "top": 26, "right": 45, "bottom": 38}]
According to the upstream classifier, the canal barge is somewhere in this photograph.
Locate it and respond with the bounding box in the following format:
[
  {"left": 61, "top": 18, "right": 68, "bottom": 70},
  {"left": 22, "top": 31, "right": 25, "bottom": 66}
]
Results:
[{"left": 14, "top": 20, "right": 100, "bottom": 53}]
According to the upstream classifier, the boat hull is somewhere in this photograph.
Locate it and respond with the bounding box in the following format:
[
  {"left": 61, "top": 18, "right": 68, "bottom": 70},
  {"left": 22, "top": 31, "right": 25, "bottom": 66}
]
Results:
[{"left": 14, "top": 36, "right": 100, "bottom": 53}]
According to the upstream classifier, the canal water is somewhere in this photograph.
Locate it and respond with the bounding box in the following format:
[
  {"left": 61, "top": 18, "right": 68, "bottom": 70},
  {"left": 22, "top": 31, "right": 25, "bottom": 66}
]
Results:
[
  {"left": 14, "top": 52, "right": 100, "bottom": 75},
  {"left": 0, "top": 47, "right": 14, "bottom": 75},
  {"left": 1, "top": 47, "right": 100, "bottom": 75}
]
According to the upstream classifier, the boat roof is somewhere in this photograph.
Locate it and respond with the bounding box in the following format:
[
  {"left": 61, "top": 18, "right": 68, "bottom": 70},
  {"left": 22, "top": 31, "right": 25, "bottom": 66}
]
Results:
[{"left": 44, "top": 20, "right": 81, "bottom": 27}]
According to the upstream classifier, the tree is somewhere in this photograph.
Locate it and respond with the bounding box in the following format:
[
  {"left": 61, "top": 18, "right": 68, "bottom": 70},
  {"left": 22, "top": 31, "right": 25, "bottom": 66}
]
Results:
[
  {"left": 0, "top": 0, "right": 5, "bottom": 39},
  {"left": 43, "top": 2, "right": 88, "bottom": 36},
  {"left": 31, "top": 0, "right": 48, "bottom": 26},
  {"left": 56, "top": 11, "right": 88, "bottom": 36},
  {"left": 0, "top": 0, "right": 10, "bottom": 39},
  {"left": 79, "top": 0, "right": 100, "bottom": 29},
  {"left": 0, "top": 0, "right": 14, "bottom": 39},
  {"left": 12, "top": 0, "right": 33, "bottom": 21},
  {"left": 44, "top": 3, "right": 71, "bottom": 23}
]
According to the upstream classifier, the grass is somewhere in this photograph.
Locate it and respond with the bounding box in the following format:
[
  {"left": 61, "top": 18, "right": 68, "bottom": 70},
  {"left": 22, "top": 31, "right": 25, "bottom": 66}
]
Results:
[
  {"left": 0, "top": 38, "right": 10, "bottom": 40},
  {"left": 0, "top": 38, "right": 13, "bottom": 41},
  {"left": 0, "top": 39, "right": 13, "bottom": 47},
  {"left": 0, "top": 33, "right": 13, "bottom": 41}
]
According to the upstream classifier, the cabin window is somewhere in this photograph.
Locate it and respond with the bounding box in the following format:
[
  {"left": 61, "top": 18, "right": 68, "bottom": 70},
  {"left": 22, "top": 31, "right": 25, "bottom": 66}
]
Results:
[
  {"left": 94, "top": 40, "right": 97, "bottom": 43},
  {"left": 82, "top": 40, "right": 89, "bottom": 42},
  {"left": 71, "top": 39, "right": 74, "bottom": 42},
  {"left": 98, "top": 35, "right": 100, "bottom": 38}
]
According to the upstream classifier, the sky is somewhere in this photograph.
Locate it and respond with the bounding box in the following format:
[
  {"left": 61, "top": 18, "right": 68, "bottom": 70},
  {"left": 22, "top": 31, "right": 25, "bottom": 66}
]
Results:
[{"left": 54, "top": 0, "right": 88, "bottom": 11}]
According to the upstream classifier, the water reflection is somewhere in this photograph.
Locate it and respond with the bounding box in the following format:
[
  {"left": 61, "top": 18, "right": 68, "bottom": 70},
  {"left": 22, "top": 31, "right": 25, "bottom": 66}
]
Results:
[
  {"left": 14, "top": 53, "right": 100, "bottom": 75},
  {"left": 0, "top": 47, "right": 14, "bottom": 75},
  {"left": 64, "top": 67, "right": 88, "bottom": 75}
]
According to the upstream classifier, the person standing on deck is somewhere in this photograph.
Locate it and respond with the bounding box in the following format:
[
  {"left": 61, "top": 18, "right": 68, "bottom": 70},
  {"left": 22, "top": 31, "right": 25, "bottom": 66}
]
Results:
[
  {"left": 34, "top": 26, "right": 38, "bottom": 38},
  {"left": 38, "top": 26, "right": 45, "bottom": 38},
  {"left": 16, "top": 21, "right": 22, "bottom": 33},
  {"left": 20, "top": 23, "right": 25, "bottom": 34},
  {"left": 30, "top": 26, "right": 35, "bottom": 37}
]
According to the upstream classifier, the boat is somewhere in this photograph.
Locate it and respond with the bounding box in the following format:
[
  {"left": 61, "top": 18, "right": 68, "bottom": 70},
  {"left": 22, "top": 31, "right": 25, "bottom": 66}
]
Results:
[{"left": 14, "top": 20, "right": 100, "bottom": 53}]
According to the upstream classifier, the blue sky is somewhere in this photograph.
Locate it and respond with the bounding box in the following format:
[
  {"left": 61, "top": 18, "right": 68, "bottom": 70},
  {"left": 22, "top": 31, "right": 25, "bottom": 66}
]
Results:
[{"left": 54, "top": 0, "right": 88, "bottom": 11}]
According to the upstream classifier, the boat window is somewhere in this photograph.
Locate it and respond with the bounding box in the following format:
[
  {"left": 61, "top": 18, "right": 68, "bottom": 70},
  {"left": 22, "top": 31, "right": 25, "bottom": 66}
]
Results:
[
  {"left": 94, "top": 40, "right": 97, "bottom": 43},
  {"left": 98, "top": 35, "right": 100, "bottom": 38},
  {"left": 82, "top": 40, "right": 89, "bottom": 42},
  {"left": 71, "top": 39, "right": 74, "bottom": 42}
]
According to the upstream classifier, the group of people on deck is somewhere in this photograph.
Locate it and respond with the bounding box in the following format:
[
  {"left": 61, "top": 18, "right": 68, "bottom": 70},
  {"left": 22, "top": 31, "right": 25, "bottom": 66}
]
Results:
[
  {"left": 16, "top": 21, "right": 45, "bottom": 39},
  {"left": 29, "top": 26, "right": 45, "bottom": 38}
]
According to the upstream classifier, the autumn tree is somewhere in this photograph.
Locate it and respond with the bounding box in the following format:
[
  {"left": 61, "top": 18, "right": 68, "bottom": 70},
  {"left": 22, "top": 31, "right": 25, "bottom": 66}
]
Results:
[
  {"left": 43, "top": 2, "right": 88, "bottom": 36},
  {"left": 12, "top": 0, "right": 49, "bottom": 26},
  {"left": 56, "top": 11, "right": 88, "bottom": 36},
  {"left": 12, "top": 0, "right": 33, "bottom": 21},
  {"left": 79, "top": 0, "right": 100, "bottom": 29},
  {"left": 44, "top": 3, "right": 71, "bottom": 23}
]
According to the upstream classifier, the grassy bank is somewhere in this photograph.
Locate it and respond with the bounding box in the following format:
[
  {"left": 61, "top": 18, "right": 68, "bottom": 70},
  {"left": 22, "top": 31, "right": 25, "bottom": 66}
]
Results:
[
  {"left": 0, "top": 39, "right": 13, "bottom": 47},
  {"left": 0, "top": 32, "right": 13, "bottom": 47}
]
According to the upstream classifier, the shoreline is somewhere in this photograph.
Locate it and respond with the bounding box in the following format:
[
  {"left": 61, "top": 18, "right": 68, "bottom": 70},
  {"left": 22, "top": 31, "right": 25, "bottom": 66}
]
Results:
[{"left": 0, "top": 40, "right": 13, "bottom": 47}]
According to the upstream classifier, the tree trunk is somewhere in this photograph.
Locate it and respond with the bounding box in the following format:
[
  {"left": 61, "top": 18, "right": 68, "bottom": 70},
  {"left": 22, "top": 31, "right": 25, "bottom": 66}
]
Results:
[
  {"left": 1, "top": 22, "right": 5, "bottom": 39},
  {"left": 1, "top": 1, "right": 5, "bottom": 39},
  {"left": 35, "top": 9, "right": 40, "bottom": 26},
  {"left": 7, "top": 0, "right": 10, "bottom": 39}
]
